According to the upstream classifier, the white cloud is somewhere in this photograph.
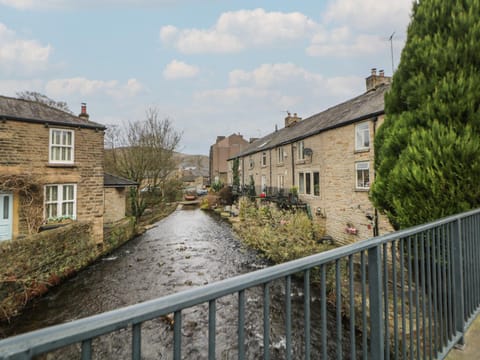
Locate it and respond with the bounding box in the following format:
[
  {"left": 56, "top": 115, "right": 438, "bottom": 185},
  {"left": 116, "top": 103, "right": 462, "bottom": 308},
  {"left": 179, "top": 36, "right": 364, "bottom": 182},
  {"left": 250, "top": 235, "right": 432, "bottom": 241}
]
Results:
[
  {"left": 229, "top": 63, "right": 322, "bottom": 88},
  {"left": 0, "top": 22, "right": 52, "bottom": 75},
  {"left": 197, "top": 63, "right": 364, "bottom": 114},
  {"left": 45, "top": 77, "right": 144, "bottom": 99},
  {"left": 0, "top": 79, "right": 44, "bottom": 96},
  {"left": 160, "top": 8, "right": 318, "bottom": 54},
  {"left": 163, "top": 60, "right": 199, "bottom": 79},
  {"left": 304, "top": 0, "right": 410, "bottom": 59},
  {"left": 323, "top": 0, "right": 411, "bottom": 32}
]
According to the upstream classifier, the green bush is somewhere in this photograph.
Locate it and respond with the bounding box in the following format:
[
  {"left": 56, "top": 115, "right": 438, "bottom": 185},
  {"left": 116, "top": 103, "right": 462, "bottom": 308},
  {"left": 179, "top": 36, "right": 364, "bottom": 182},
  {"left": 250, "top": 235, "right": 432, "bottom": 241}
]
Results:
[{"left": 234, "top": 202, "right": 331, "bottom": 264}]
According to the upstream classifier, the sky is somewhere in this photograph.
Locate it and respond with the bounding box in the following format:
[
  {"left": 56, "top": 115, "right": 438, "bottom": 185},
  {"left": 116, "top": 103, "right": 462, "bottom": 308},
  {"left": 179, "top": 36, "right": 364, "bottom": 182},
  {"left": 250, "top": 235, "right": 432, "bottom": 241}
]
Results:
[{"left": 0, "top": 0, "right": 412, "bottom": 155}]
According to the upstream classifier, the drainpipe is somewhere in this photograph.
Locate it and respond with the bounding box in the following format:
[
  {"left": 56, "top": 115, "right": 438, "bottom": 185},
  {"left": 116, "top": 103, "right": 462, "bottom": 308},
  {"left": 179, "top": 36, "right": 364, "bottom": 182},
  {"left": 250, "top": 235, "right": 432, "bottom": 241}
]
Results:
[
  {"left": 269, "top": 149, "right": 272, "bottom": 193},
  {"left": 372, "top": 116, "right": 379, "bottom": 237},
  {"left": 291, "top": 143, "right": 295, "bottom": 186}
]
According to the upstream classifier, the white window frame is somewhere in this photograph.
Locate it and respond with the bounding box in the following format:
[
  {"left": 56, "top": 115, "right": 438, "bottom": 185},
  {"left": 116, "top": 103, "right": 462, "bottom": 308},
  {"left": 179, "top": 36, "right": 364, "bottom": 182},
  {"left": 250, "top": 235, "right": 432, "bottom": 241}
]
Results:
[
  {"left": 277, "top": 175, "right": 285, "bottom": 189},
  {"left": 298, "top": 172, "right": 305, "bottom": 194},
  {"left": 277, "top": 147, "right": 284, "bottom": 164},
  {"left": 249, "top": 156, "right": 254, "bottom": 169},
  {"left": 355, "top": 162, "right": 370, "bottom": 190},
  {"left": 49, "top": 128, "right": 74, "bottom": 164},
  {"left": 261, "top": 152, "right": 267, "bottom": 167},
  {"left": 44, "top": 184, "right": 77, "bottom": 220},
  {"left": 297, "top": 141, "right": 305, "bottom": 160},
  {"left": 355, "top": 122, "right": 370, "bottom": 151}
]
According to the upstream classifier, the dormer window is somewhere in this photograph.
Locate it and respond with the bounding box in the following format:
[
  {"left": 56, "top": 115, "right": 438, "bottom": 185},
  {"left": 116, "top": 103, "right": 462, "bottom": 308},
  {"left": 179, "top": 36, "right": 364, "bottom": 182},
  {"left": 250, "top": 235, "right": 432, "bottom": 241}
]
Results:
[{"left": 49, "top": 128, "right": 74, "bottom": 164}]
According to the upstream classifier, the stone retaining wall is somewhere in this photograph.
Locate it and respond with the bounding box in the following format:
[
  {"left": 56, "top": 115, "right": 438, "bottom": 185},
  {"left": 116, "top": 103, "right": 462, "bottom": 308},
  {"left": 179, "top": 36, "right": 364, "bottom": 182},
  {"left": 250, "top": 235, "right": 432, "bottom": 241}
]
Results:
[{"left": 0, "top": 217, "right": 137, "bottom": 322}]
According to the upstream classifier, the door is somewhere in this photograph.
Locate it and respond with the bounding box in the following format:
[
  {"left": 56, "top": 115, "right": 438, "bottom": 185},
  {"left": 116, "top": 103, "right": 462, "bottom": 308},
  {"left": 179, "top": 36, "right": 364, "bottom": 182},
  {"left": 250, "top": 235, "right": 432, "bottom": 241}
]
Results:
[{"left": 0, "top": 193, "right": 13, "bottom": 241}]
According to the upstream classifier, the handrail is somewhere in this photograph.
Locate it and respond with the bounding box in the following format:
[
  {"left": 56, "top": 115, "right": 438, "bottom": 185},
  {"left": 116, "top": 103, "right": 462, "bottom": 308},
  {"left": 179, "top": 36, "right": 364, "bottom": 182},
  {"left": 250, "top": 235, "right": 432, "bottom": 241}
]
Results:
[{"left": 2, "top": 208, "right": 480, "bottom": 359}]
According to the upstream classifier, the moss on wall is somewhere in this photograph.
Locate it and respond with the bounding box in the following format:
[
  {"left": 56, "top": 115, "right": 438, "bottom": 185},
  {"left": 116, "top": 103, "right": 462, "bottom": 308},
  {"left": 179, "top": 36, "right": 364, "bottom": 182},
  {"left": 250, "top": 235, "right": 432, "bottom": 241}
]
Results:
[{"left": 0, "top": 217, "right": 137, "bottom": 322}]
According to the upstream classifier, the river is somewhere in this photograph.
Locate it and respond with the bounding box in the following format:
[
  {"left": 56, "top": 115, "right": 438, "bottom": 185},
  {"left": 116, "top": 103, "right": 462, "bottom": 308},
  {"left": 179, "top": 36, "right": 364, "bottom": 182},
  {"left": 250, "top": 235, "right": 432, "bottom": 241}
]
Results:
[{"left": 0, "top": 207, "right": 359, "bottom": 359}]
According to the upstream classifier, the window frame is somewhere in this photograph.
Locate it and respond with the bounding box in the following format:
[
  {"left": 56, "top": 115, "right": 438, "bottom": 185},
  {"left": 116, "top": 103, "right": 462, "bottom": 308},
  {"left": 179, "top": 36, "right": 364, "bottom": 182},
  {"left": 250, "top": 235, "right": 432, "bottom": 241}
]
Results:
[
  {"left": 49, "top": 128, "right": 75, "bottom": 164},
  {"left": 355, "top": 162, "right": 370, "bottom": 190},
  {"left": 297, "top": 141, "right": 305, "bottom": 160},
  {"left": 313, "top": 171, "right": 320, "bottom": 196},
  {"left": 277, "top": 174, "right": 285, "bottom": 189},
  {"left": 298, "top": 172, "right": 305, "bottom": 194},
  {"left": 277, "top": 147, "right": 284, "bottom": 164},
  {"left": 44, "top": 184, "right": 77, "bottom": 220},
  {"left": 355, "top": 122, "right": 370, "bottom": 151},
  {"left": 261, "top": 152, "right": 267, "bottom": 167}
]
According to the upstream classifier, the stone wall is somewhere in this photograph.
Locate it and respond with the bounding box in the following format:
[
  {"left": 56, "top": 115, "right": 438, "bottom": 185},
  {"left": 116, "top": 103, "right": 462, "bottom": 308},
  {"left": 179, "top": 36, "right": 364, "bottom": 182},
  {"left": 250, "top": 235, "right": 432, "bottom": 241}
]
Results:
[
  {"left": 0, "top": 120, "right": 104, "bottom": 242},
  {"left": 104, "top": 187, "right": 127, "bottom": 223},
  {"left": 0, "top": 217, "right": 136, "bottom": 321},
  {"left": 0, "top": 222, "right": 97, "bottom": 320}
]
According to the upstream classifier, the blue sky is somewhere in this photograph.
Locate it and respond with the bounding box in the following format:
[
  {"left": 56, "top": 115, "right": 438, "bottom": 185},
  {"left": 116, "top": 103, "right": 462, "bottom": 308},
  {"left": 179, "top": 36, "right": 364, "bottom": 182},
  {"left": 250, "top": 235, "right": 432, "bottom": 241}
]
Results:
[{"left": 0, "top": 0, "right": 412, "bottom": 155}]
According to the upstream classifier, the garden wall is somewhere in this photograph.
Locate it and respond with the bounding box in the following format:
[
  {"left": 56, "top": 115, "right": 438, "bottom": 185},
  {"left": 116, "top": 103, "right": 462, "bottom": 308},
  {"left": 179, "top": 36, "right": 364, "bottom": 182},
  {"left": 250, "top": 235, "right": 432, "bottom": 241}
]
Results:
[{"left": 0, "top": 217, "right": 137, "bottom": 322}]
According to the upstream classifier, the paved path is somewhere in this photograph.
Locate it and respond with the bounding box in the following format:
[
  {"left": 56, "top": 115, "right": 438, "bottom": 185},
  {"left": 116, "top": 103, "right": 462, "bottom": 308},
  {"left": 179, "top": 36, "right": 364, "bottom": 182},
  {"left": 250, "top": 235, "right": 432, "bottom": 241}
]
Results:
[{"left": 446, "top": 315, "right": 480, "bottom": 359}]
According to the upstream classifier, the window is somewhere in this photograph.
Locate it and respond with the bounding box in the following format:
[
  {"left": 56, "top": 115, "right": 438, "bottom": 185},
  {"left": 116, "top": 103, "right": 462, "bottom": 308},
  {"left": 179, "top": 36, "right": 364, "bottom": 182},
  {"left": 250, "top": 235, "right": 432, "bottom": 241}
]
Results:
[
  {"left": 305, "top": 173, "right": 311, "bottom": 194},
  {"left": 261, "top": 152, "right": 267, "bottom": 167},
  {"left": 277, "top": 147, "right": 284, "bottom": 164},
  {"left": 313, "top": 172, "right": 320, "bottom": 196},
  {"left": 49, "top": 129, "right": 74, "bottom": 164},
  {"left": 356, "top": 162, "right": 370, "bottom": 189},
  {"left": 249, "top": 156, "right": 254, "bottom": 169},
  {"left": 299, "top": 172, "right": 305, "bottom": 194},
  {"left": 297, "top": 141, "right": 305, "bottom": 160},
  {"left": 355, "top": 122, "right": 370, "bottom": 151},
  {"left": 45, "top": 184, "right": 76, "bottom": 220},
  {"left": 277, "top": 175, "right": 285, "bottom": 189}
]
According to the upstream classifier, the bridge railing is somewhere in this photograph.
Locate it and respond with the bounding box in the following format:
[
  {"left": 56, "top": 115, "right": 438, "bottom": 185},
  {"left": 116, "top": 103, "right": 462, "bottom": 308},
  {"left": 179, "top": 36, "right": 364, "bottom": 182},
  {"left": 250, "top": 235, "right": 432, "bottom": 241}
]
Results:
[{"left": 1, "top": 209, "right": 480, "bottom": 359}]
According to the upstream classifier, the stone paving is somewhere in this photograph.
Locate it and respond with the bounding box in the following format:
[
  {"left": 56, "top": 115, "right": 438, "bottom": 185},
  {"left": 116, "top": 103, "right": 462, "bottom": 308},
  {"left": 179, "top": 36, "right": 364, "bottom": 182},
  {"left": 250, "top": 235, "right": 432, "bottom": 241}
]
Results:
[{"left": 446, "top": 315, "right": 480, "bottom": 359}]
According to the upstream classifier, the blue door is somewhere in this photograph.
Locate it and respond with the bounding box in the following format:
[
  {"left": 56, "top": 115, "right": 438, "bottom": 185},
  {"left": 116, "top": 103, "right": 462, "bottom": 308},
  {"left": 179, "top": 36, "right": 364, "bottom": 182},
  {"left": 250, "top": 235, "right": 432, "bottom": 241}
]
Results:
[{"left": 0, "top": 193, "right": 13, "bottom": 241}]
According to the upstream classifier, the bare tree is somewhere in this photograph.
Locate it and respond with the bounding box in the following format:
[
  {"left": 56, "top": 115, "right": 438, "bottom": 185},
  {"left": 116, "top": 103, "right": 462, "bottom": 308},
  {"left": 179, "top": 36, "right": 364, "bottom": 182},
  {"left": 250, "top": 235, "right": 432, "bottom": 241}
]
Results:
[
  {"left": 107, "top": 108, "right": 182, "bottom": 218},
  {"left": 16, "top": 91, "right": 73, "bottom": 113}
]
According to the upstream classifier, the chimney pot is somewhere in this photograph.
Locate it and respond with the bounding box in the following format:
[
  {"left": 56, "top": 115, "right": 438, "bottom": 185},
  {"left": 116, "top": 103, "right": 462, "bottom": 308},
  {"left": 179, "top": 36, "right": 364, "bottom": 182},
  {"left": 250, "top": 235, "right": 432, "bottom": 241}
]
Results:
[
  {"left": 79, "top": 102, "right": 89, "bottom": 120},
  {"left": 379, "top": 69, "right": 385, "bottom": 77},
  {"left": 371, "top": 68, "right": 377, "bottom": 76}
]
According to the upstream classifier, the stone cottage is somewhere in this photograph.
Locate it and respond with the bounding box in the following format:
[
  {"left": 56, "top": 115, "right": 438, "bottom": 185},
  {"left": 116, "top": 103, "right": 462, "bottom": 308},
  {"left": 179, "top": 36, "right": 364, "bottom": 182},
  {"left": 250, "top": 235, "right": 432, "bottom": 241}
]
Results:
[{"left": 0, "top": 98, "right": 105, "bottom": 243}]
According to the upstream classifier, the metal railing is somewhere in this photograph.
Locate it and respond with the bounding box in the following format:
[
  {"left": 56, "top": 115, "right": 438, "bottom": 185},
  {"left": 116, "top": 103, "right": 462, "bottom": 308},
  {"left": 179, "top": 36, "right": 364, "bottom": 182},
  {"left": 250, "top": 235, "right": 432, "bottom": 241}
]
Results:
[{"left": 1, "top": 209, "right": 480, "bottom": 359}]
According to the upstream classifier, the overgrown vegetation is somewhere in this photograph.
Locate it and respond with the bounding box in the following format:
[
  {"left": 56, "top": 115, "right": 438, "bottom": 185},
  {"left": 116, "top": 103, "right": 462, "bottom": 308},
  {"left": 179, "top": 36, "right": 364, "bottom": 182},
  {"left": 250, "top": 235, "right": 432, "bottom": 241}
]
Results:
[
  {"left": 234, "top": 198, "right": 331, "bottom": 264},
  {"left": 371, "top": 0, "right": 480, "bottom": 229}
]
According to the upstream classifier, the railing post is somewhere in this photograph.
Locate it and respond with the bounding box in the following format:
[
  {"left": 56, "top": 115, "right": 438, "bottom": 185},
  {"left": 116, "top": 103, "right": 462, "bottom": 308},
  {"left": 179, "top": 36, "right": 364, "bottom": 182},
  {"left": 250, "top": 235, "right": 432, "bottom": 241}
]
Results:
[
  {"left": 453, "top": 218, "right": 465, "bottom": 346},
  {"left": 368, "top": 245, "right": 384, "bottom": 360}
]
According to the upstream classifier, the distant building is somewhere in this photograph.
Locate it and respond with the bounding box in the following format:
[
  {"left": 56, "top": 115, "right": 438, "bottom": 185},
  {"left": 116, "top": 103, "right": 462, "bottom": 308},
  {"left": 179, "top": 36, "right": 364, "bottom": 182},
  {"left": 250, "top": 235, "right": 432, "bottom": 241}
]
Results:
[{"left": 209, "top": 134, "right": 249, "bottom": 184}]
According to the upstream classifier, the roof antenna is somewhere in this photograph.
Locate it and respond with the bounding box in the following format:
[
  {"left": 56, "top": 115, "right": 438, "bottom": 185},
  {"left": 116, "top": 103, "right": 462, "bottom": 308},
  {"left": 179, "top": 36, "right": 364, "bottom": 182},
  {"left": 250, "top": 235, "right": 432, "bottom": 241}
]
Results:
[{"left": 389, "top": 31, "right": 396, "bottom": 74}]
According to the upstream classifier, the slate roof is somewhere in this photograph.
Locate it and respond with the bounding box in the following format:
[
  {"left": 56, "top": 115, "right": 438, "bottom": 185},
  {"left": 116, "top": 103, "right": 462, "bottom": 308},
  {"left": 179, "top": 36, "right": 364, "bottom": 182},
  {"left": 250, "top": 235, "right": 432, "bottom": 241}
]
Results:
[
  {"left": 0, "top": 95, "right": 105, "bottom": 130},
  {"left": 104, "top": 173, "right": 138, "bottom": 187},
  {"left": 231, "top": 83, "right": 390, "bottom": 158}
]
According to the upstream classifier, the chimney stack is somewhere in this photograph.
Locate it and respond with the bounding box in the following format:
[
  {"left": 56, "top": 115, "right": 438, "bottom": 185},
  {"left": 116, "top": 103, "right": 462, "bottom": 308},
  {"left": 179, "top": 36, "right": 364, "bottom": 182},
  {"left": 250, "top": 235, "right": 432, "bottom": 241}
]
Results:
[
  {"left": 285, "top": 112, "right": 302, "bottom": 128},
  {"left": 366, "top": 68, "right": 391, "bottom": 91},
  {"left": 79, "top": 102, "right": 90, "bottom": 121}
]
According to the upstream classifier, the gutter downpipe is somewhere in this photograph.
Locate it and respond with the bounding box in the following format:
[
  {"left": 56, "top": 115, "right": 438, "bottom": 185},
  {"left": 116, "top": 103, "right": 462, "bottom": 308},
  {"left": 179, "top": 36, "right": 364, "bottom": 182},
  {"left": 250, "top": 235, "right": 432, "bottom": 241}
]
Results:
[
  {"left": 291, "top": 143, "right": 295, "bottom": 186},
  {"left": 269, "top": 149, "right": 273, "bottom": 193},
  {"left": 372, "top": 116, "right": 379, "bottom": 237}
]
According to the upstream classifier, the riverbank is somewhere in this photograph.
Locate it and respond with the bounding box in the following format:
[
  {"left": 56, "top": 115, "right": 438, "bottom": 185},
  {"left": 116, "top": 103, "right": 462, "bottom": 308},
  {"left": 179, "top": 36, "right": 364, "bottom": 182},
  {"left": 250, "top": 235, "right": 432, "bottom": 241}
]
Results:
[{"left": 0, "top": 203, "right": 177, "bottom": 323}]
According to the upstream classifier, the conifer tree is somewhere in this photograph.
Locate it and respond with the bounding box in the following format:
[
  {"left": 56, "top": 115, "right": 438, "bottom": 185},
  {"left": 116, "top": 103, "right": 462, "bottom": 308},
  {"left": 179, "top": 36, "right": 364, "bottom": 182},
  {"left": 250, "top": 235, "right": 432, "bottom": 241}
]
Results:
[{"left": 370, "top": 0, "right": 480, "bottom": 229}]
